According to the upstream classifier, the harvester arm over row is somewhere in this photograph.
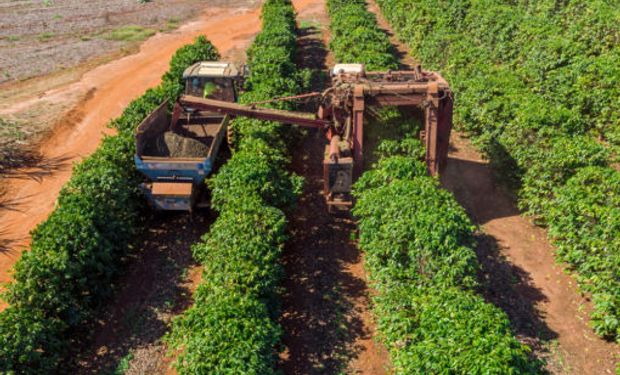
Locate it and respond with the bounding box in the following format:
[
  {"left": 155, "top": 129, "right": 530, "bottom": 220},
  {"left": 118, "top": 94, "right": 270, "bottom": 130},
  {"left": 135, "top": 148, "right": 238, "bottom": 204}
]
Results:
[
  {"left": 179, "top": 94, "right": 331, "bottom": 129},
  {"left": 177, "top": 63, "right": 453, "bottom": 212}
]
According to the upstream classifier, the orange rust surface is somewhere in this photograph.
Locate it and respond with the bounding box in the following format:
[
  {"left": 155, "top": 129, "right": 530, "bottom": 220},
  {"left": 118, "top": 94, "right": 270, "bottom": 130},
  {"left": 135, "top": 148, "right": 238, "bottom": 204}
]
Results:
[{"left": 151, "top": 182, "right": 193, "bottom": 196}]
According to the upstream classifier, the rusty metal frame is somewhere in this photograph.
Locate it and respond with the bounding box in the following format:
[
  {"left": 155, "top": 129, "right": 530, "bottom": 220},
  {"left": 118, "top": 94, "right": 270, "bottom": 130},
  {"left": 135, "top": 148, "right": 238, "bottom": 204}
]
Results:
[
  {"left": 177, "top": 66, "right": 453, "bottom": 212},
  {"left": 339, "top": 69, "right": 452, "bottom": 177},
  {"left": 352, "top": 85, "right": 365, "bottom": 177},
  {"left": 179, "top": 95, "right": 331, "bottom": 129}
]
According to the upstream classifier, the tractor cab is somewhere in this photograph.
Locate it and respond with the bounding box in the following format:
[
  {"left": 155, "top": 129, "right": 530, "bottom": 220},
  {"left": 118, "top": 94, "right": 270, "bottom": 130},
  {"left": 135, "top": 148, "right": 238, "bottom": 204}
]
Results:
[{"left": 182, "top": 62, "right": 242, "bottom": 102}]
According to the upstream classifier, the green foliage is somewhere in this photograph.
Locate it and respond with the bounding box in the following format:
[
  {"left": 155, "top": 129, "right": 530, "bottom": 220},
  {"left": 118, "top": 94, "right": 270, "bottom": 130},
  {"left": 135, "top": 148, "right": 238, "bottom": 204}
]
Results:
[
  {"left": 110, "top": 87, "right": 165, "bottom": 132},
  {"left": 167, "top": 200, "right": 286, "bottom": 374},
  {"left": 169, "top": 290, "right": 281, "bottom": 375},
  {"left": 352, "top": 138, "right": 540, "bottom": 374},
  {"left": 0, "top": 309, "right": 67, "bottom": 372},
  {"left": 375, "top": 286, "right": 536, "bottom": 374},
  {"left": 112, "top": 352, "right": 133, "bottom": 375},
  {"left": 103, "top": 25, "right": 156, "bottom": 42},
  {"left": 326, "top": 0, "right": 398, "bottom": 70},
  {"left": 518, "top": 134, "right": 608, "bottom": 219},
  {"left": 327, "top": 2, "right": 539, "bottom": 370},
  {"left": 355, "top": 176, "right": 479, "bottom": 291},
  {"left": 375, "top": 0, "right": 620, "bottom": 340},
  {"left": 210, "top": 137, "right": 303, "bottom": 211},
  {"left": 165, "top": 1, "right": 304, "bottom": 373},
  {"left": 0, "top": 36, "right": 219, "bottom": 373},
  {"left": 547, "top": 167, "right": 620, "bottom": 339},
  {"left": 192, "top": 199, "right": 287, "bottom": 298}
]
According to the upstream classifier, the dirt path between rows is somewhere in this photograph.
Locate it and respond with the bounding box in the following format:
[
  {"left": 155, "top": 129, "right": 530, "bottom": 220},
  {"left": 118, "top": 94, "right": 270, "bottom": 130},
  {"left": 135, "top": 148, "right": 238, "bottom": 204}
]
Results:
[
  {"left": 281, "top": 128, "right": 389, "bottom": 374},
  {"left": 366, "top": 0, "right": 415, "bottom": 70},
  {"left": 69, "top": 212, "right": 213, "bottom": 375},
  {"left": 365, "top": 1, "right": 619, "bottom": 373},
  {"left": 442, "top": 134, "right": 620, "bottom": 374},
  {"left": 0, "top": 0, "right": 262, "bottom": 306},
  {"left": 278, "top": 1, "right": 389, "bottom": 374}
]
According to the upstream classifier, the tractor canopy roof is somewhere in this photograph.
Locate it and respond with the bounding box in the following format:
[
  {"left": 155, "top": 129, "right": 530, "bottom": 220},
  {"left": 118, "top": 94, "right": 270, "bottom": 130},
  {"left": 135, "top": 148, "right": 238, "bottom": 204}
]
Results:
[{"left": 182, "top": 62, "right": 240, "bottom": 79}]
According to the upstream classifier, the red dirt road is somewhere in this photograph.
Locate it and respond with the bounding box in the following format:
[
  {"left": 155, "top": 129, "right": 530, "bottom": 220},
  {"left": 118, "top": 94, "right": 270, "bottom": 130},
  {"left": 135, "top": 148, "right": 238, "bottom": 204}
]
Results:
[
  {"left": 0, "top": 2, "right": 263, "bottom": 307},
  {"left": 279, "top": 1, "right": 390, "bottom": 374},
  {"left": 280, "top": 130, "right": 390, "bottom": 374},
  {"left": 441, "top": 134, "right": 620, "bottom": 374}
]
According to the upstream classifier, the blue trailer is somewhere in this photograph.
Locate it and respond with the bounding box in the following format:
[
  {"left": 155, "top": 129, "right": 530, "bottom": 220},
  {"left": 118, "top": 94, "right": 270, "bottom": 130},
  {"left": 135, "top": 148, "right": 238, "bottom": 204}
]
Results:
[
  {"left": 134, "top": 62, "right": 241, "bottom": 211},
  {"left": 134, "top": 100, "right": 230, "bottom": 210}
]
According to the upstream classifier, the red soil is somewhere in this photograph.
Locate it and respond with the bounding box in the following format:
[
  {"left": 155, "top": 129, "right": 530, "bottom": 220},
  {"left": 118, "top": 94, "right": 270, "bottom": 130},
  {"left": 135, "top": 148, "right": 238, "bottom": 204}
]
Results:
[
  {"left": 441, "top": 133, "right": 620, "bottom": 374},
  {"left": 279, "top": 1, "right": 390, "bottom": 374}
]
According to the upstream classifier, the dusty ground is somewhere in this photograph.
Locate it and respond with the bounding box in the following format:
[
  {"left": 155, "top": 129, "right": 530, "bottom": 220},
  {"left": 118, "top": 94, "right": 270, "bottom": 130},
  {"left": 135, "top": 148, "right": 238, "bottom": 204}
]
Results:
[
  {"left": 68, "top": 212, "right": 212, "bottom": 375},
  {"left": 441, "top": 134, "right": 620, "bottom": 374},
  {"left": 279, "top": 1, "right": 390, "bottom": 374},
  {"left": 280, "top": 128, "right": 389, "bottom": 375},
  {"left": 0, "top": 0, "right": 203, "bottom": 173},
  {"left": 0, "top": 0, "right": 256, "bottom": 178},
  {"left": 0, "top": 0, "right": 262, "bottom": 308}
]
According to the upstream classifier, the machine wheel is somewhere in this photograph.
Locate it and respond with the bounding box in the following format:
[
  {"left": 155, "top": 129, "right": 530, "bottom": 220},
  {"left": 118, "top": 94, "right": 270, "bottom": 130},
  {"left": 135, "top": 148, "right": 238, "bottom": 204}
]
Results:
[{"left": 227, "top": 123, "right": 236, "bottom": 151}]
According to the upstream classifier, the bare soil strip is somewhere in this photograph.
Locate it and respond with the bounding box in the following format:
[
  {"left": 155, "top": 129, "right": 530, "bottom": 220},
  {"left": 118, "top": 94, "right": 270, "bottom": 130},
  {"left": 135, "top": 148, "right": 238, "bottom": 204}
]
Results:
[
  {"left": 364, "top": 2, "right": 619, "bottom": 373},
  {"left": 69, "top": 213, "right": 213, "bottom": 375},
  {"left": 280, "top": 132, "right": 389, "bottom": 375},
  {"left": 278, "top": 1, "right": 389, "bottom": 374},
  {"left": 441, "top": 134, "right": 620, "bottom": 374},
  {"left": 0, "top": 1, "right": 262, "bottom": 305}
]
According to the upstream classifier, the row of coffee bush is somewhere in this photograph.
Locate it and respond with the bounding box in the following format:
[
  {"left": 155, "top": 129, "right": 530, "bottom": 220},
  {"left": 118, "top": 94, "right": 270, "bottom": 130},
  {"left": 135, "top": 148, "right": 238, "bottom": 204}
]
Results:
[
  {"left": 327, "top": 1, "right": 541, "bottom": 372},
  {"left": 375, "top": 0, "right": 619, "bottom": 340},
  {"left": 163, "top": 1, "right": 308, "bottom": 373},
  {"left": 0, "top": 36, "right": 220, "bottom": 373}
]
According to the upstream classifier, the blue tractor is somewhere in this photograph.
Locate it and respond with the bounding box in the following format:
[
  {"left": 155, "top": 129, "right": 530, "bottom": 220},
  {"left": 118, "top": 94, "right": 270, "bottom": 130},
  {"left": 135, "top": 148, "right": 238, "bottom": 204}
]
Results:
[{"left": 134, "top": 62, "right": 242, "bottom": 211}]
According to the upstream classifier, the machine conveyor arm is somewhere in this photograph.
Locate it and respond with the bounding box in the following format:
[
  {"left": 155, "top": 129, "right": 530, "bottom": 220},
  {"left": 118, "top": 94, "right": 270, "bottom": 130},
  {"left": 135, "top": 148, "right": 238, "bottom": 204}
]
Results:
[{"left": 179, "top": 95, "right": 332, "bottom": 129}]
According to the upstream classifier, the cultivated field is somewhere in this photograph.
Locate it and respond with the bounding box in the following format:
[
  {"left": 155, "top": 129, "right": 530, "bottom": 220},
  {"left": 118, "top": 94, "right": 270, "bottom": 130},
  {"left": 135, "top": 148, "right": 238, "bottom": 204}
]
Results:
[
  {"left": 0, "top": 0, "right": 204, "bottom": 83},
  {"left": 0, "top": 0, "right": 618, "bottom": 374}
]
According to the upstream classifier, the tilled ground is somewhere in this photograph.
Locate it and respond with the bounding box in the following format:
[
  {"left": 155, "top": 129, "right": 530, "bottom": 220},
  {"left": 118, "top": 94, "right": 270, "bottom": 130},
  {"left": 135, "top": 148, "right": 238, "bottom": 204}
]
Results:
[
  {"left": 0, "top": 0, "right": 204, "bottom": 83},
  {"left": 0, "top": 0, "right": 256, "bottom": 176}
]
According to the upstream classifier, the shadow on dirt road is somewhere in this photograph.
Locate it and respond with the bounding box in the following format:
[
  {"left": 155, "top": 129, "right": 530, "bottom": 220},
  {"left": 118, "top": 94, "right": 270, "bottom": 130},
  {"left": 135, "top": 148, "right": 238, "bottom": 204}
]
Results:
[
  {"left": 279, "top": 128, "right": 372, "bottom": 374},
  {"left": 441, "top": 134, "right": 620, "bottom": 374},
  {"left": 278, "top": 21, "right": 388, "bottom": 374},
  {"left": 68, "top": 212, "right": 213, "bottom": 375}
]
